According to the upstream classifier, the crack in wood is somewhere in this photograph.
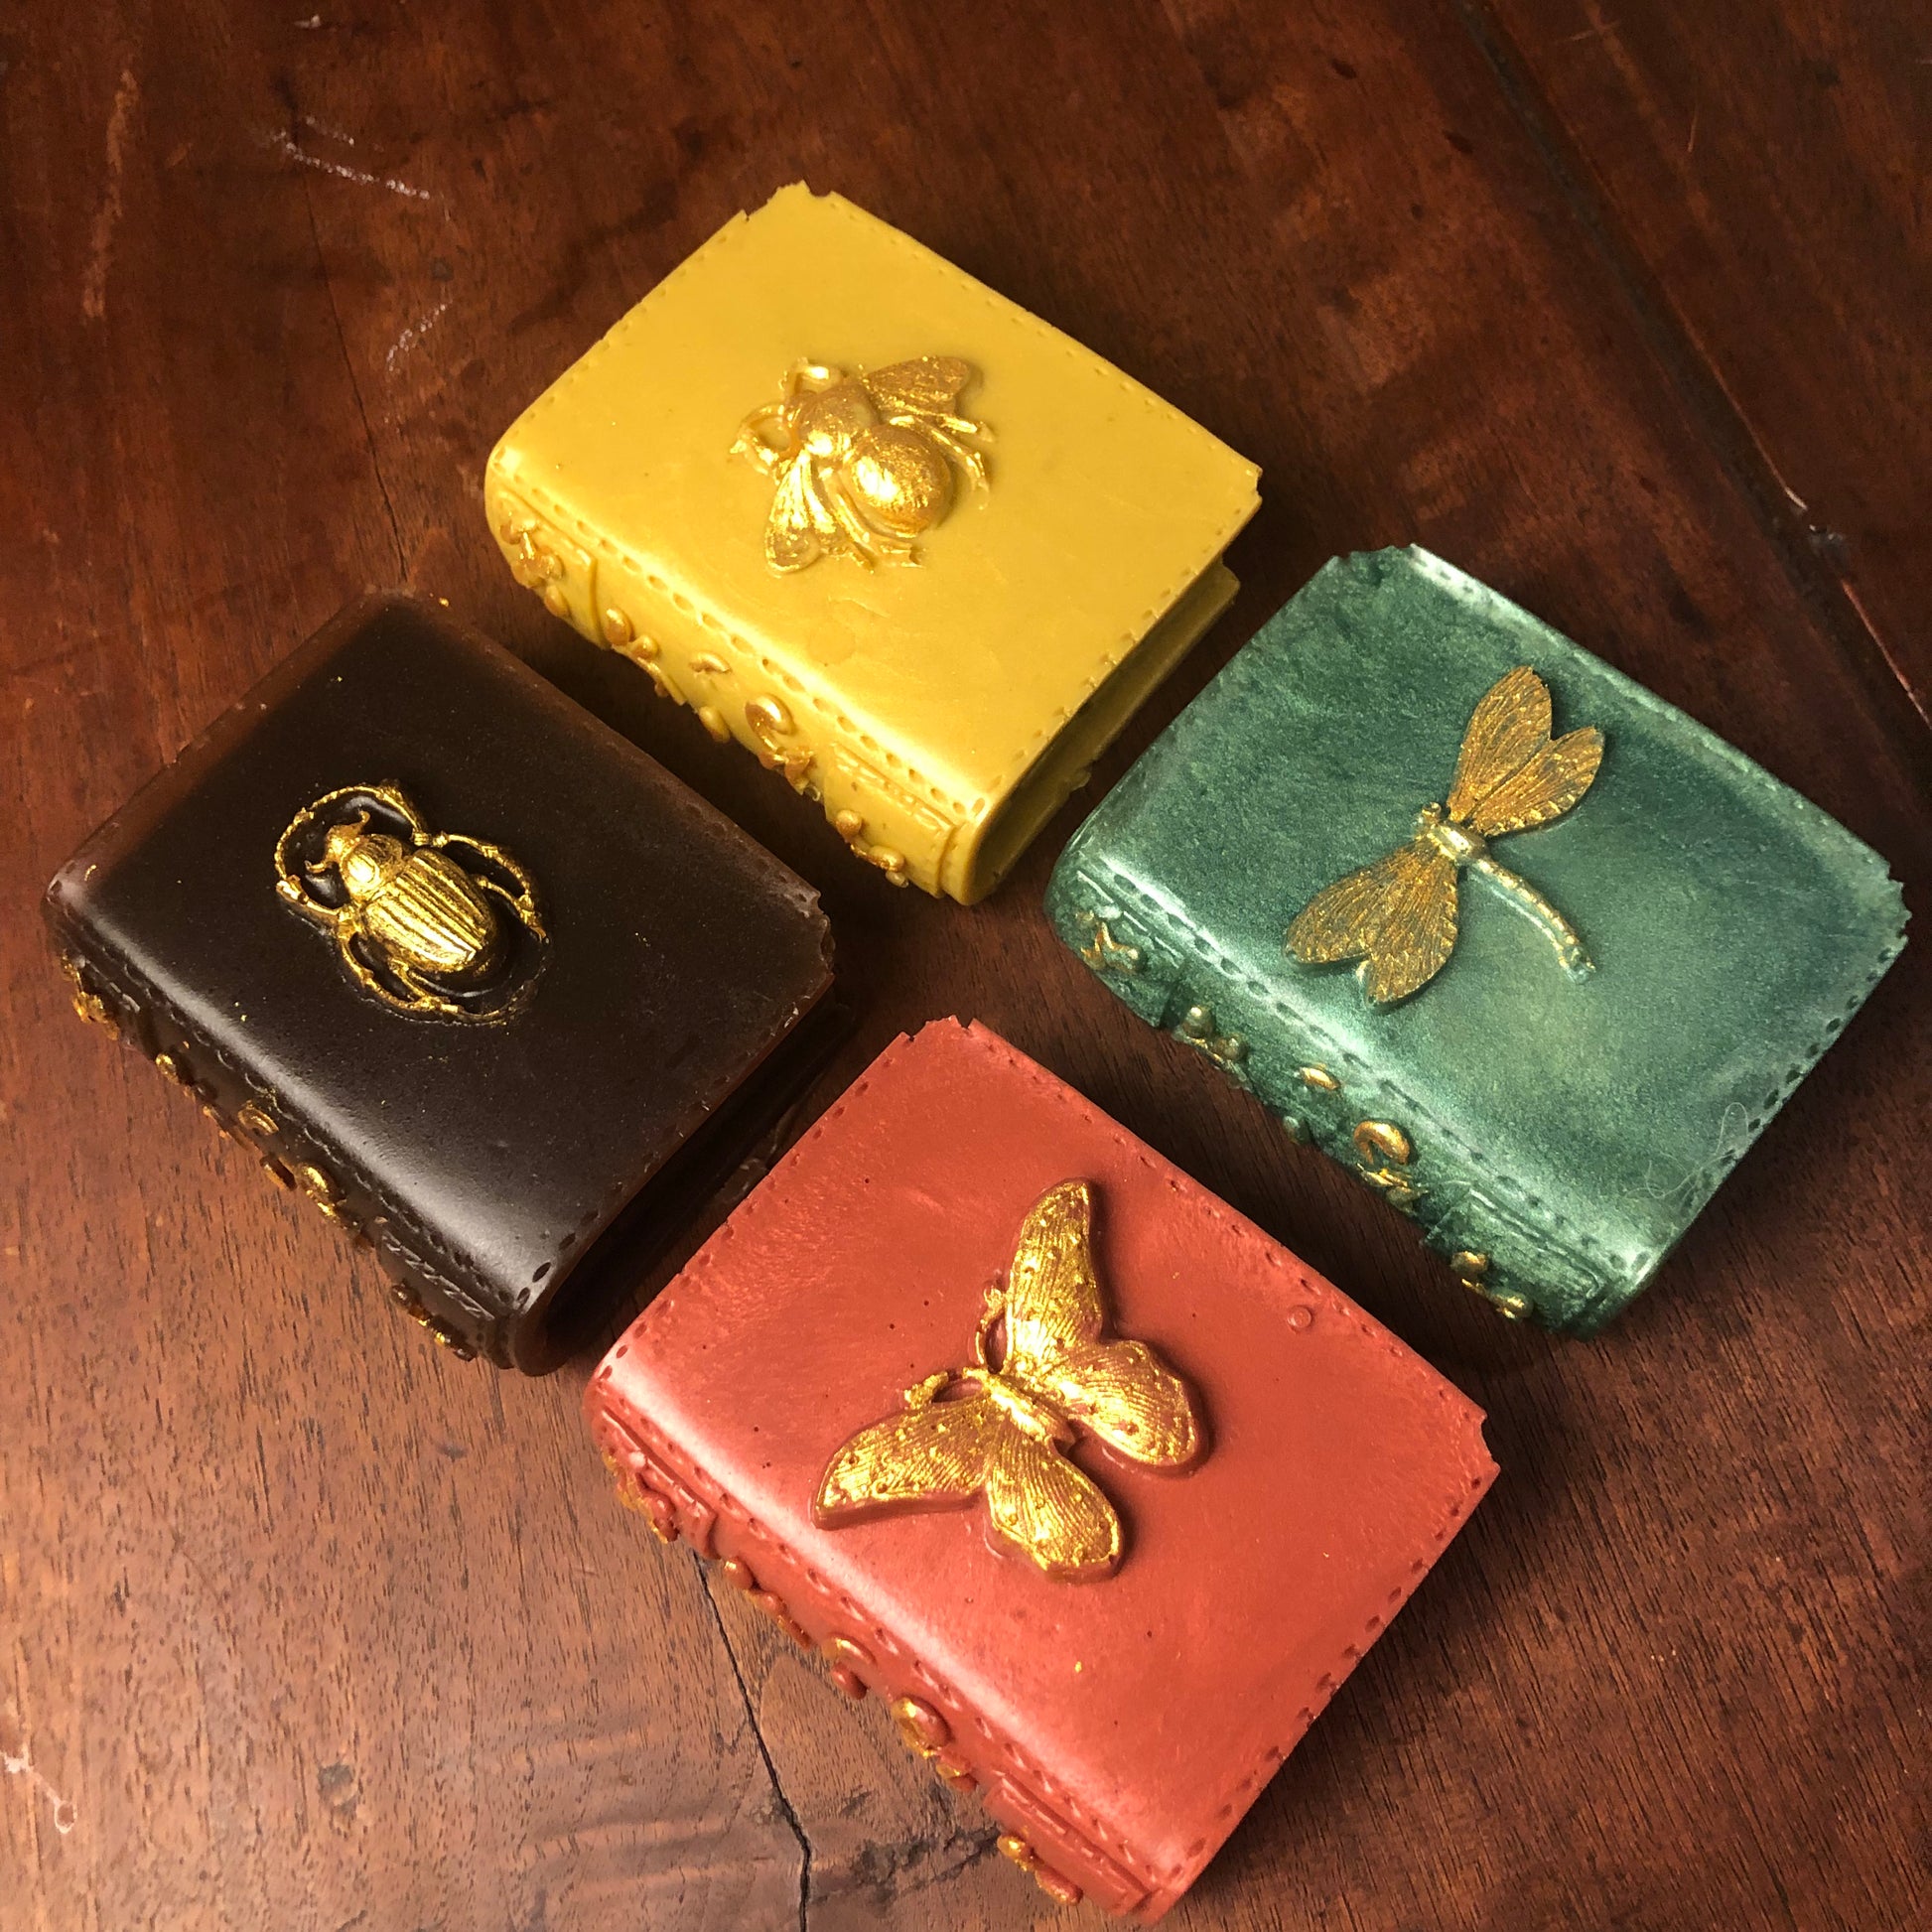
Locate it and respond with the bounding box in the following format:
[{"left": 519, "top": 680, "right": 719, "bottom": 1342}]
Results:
[{"left": 694, "top": 1553, "right": 811, "bottom": 1932}]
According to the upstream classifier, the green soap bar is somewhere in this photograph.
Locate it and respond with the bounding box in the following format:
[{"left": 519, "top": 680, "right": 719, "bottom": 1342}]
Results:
[{"left": 1045, "top": 547, "right": 1906, "bottom": 1334}]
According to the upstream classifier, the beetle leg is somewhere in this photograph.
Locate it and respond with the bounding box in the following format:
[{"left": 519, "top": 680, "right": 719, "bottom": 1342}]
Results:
[
  {"left": 335, "top": 919, "right": 425, "bottom": 1017},
  {"left": 386, "top": 959, "right": 470, "bottom": 1022},
  {"left": 276, "top": 876, "right": 340, "bottom": 924},
  {"left": 359, "top": 782, "right": 433, "bottom": 845}
]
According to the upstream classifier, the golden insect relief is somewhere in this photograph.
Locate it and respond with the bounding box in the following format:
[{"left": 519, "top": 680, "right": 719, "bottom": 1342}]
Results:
[
  {"left": 733, "top": 356, "right": 991, "bottom": 572},
  {"left": 1288, "top": 665, "right": 1604, "bottom": 1006},
  {"left": 275, "top": 783, "right": 545, "bottom": 1020},
  {"left": 814, "top": 1180, "right": 1204, "bottom": 1582}
]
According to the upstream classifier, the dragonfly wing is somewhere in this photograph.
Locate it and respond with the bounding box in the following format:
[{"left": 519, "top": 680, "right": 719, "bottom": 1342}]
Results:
[
  {"left": 1024, "top": 1337, "right": 1202, "bottom": 1469},
  {"left": 863, "top": 356, "right": 974, "bottom": 418},
  {"left": 1290, "top": 839, "right": 1458, "bottom": 1005},
  {"left": 1447, "top": 665, "right": 1554, "bottom": 822},
  {"left": 1358, "top": 839, "right": 1459, "bottom": 1004},
  {"left": 1002, "top": 1179, "right": 1106, "bottom": 1364},
  {"left": 1287, "top": 853, "right": 1399, "bottom": 965},
  {"left": 813, "top": 1386, "right": 998, "bottom": 1523},
  {"left": 1467, "top": 726, "right": 1603, "bottom": 836},
  {"left": 983, "top": 1431, "right": 1122, "bottom": 1580}
]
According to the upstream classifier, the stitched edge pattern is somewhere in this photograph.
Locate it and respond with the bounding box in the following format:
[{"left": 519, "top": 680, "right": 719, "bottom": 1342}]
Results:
[
  {"left": 600, "top": 1021, "right": 1492, "bottom": 1895},
  {"left": 1080, "top": 548, "right": 1911, "bottom": 1324},
  {"left": 491, "top": 187, "right": 1259, "bottom": 820}
]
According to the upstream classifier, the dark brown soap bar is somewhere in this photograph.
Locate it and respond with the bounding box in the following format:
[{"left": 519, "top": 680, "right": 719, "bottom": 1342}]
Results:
[{"left": 47, "top": 593, "right": 838, "bottom": 1372}]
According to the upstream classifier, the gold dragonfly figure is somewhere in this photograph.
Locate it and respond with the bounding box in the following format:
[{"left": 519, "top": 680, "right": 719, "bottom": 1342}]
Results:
[
  {"left": 1287, "top": 665, "right": 1604, "bottom": 1006},
  {"left": 813, "top": 1179, "right": 1203, "bottom": 1582}
]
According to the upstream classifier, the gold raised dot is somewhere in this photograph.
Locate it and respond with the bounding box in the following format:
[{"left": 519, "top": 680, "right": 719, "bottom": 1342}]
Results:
[
  {"left": 1035, "top": 1866, "right": 1082, "bottom": 1907},
  {"left": 720, "top": 1556, "right": 757, "bottom": 1593},
  {"left": 746, "top": 693, "right": 794, "bottom": 739},
  {"left": 832, "top": 809, "right": 865, "bottom": 843},
  {"left": 1451, "top": 1249, "right": 1489, "bottom": 1282},
  {"left": 890, "top": 1695, "right": 950, "bottom": 1756},
  {"left": 1299, "top": 1064, "right": 1341, "bottom": 1092},
  {"left": 997, "top": 1835, "right": 1036, "bottom": 1870},
  {"left": 1353, "top": 1120, "right": 1413, "bottom": 1166},
  {"left": 599, "top": 606, "right": 633, "bottom": 648},
  {"left": 696, "top": 705, "right": 732, "bottom": 743},
  {"left": 688, "top": 651, "right": 729, "bottom": 676},
  {"left": 237, "top": 1104, "right": 278, "bottom": 1139},
  {"left": 541, "top": 583, "right": 571, "bottom": 620},
  {"left": 295, "top": 1163, "right": 346, "bottom": 1217}
]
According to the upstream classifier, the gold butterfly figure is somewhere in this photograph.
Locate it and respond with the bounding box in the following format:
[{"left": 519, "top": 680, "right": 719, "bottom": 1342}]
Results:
[
  {"left": 1288, "top": 665, "right": 1604, "bottom": 1006},
  {"left": 731, "top": 356, "right": 991, "bottom": 572},
  {"left": 813, "top": 1179, "right": 1203, "bottom": 1582}
]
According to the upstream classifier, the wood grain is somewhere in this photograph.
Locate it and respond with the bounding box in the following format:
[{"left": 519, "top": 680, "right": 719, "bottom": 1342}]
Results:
[{"left": 2, "top": 3, "right": 1925, "bottom": 1930}]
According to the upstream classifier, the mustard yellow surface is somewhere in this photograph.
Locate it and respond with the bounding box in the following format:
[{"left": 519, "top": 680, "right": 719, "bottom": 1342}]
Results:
[{"left": 485, "top": 184, "right": 1259, "bottom": 901}]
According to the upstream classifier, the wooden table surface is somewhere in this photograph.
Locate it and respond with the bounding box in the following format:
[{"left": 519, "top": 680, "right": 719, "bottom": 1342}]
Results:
[{"left": 4, "top": 5, "right": 1927, "bottom": 1928}]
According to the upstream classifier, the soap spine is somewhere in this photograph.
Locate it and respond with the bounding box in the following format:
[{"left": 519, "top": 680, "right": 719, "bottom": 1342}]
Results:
[
  {"left": 1042, "top": 857, "right": 1612, "bottom": 1332},
  {"left": 45, "top": 914, "right": 504, "bottom": 1365},
  {"left": 482, "top": 468, "right": 962, "bottom": 895},
  {"left": 584, "top": 1385, "right": 1157, "bottom": 1917}
]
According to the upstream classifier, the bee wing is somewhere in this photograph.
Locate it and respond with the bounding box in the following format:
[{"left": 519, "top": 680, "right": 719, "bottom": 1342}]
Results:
[
  {"left": 1024, "top": 1338, "right": 1202, "bottom": 1469},
  {"left": 765, "top": 454, "right": 836, "bottom": 572},
  {"left": 1002, "top": 1180, "right": 1107, "bottom": 1370},
  {"left": 862, "top": 356, "right": 975, "bottom": 420},
  {"left": 813, "top": 1386, "right": 1000, "bottom": 1524},
  {"left": 1447, "top": 665, "right": 1554, "bottom": 822},
  {"left": 1290, "top": 841, "right": 1459, "bottom": 1005},
  {"left": 983, "top": 1430, "right": 1122, "bottom": 1580},
  {"left": 1466, "top": 726, "right": 1603, "bottom": 837}
]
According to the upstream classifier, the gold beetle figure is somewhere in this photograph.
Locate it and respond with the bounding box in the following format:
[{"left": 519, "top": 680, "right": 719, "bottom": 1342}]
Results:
[
  {"left": 275, "top": 783, "right": 545, "bottom": 1020},
  {"left": 732, "top": 355, "right": 991, "bottom": 572}
]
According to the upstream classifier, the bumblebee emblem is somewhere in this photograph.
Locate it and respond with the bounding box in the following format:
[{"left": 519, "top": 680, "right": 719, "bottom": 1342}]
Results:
[
  {"left": 275, "top": 783, "right": 545, "bottom": 1021},
  {"left": 732, "top": 356, "right": 991, "bottom": 572}
]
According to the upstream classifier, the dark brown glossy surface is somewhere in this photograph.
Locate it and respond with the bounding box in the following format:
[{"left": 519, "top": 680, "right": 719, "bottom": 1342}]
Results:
[
  {"left": 2, "top": 4, "right": 1925, "bottom": 1929},
  {"left": 45, "top": 595, "right": 835, "bottom": 1370}
]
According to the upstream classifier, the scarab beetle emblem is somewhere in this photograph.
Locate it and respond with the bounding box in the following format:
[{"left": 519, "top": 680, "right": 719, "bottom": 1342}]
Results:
[
  {"left": 731, "top": 356, "right": 991, "bottom": 572},
  {"left": 274, "top": 783, "right": 545, "bottom": 1020}
]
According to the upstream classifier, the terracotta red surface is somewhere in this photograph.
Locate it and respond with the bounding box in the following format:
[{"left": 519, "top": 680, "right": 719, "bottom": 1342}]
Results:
[{"left": 586, "top": 1019, "right": 1496, "bottom": 1917}]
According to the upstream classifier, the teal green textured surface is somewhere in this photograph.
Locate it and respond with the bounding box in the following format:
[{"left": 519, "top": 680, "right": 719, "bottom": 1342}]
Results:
[{"left": 1045, "top": 548, "right": 1907, "bottom": 1333}]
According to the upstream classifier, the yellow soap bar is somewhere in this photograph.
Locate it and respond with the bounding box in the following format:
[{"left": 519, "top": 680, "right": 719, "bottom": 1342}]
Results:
[{"left": 486, "top": 184, "right": 1260, "bottom": 901}]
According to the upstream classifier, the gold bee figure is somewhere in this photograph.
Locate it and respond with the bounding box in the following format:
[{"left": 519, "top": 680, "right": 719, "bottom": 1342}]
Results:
[
  {"left": 275, "top": 783, "right": 545, "bottom": 1020},
  {"left": 732, "top": 356, "right": 990, "bottom": 572},
  {"left": 814, "top": 1179, "right": 1203, "bottom": 1582},
  {"left": 1288, "top": 665, "right": 1604, "bottom": 1006}
]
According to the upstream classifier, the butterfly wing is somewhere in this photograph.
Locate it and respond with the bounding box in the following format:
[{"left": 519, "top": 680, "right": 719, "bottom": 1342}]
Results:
[
  {"left": 983, "top": 1430, "right": 1122, "bottom": 1580},
  {"left": 1447, "top": 665, "right": 1553, "bottom": 821},
  {"left": 765, "top": 454, "right": 836, "bottom": 572},
  {"left": 1288, "top": 838, "right": 1459, "bottom": 1004},
  {"left": 1001, "top": 1180, "right": 1106, "bottom": 1370},
  {"left": 813, "top": 1385, "right": 999, "bottom": 1524},
  {"left": 1027, "top": 1337, "right": 1203, "bottom": 1469},
  {"left": 1466, "top": 727, "right": 1603, "bottom": 837}
]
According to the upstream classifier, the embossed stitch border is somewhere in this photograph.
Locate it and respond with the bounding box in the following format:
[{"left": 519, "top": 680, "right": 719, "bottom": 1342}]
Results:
[
  {"left": 488, "top": 187, "right": 1259, "bottom": 822},
  {"left": 608, "top": 1020, "right": 1493, "bottom": 1898}
]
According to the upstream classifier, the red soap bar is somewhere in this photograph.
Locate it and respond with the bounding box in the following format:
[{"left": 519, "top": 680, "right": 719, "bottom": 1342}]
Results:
[{"left": 586, "top": 1020, "right": 1495, "bottom": 1918}]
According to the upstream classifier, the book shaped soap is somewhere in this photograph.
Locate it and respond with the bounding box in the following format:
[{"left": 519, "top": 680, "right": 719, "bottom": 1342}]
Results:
[
  {"left": 47, "top": 595, "right": 838, "bottom": 1372},
  {"left": 486, "top": 183, "right": 1260, "bottom": 903},
  {"left": 1046, "top": 547, "right": 1907, "bottom": 1334},
  {"left": 585, "top": 1019, "right": 1493, "bottom": 1918}
]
